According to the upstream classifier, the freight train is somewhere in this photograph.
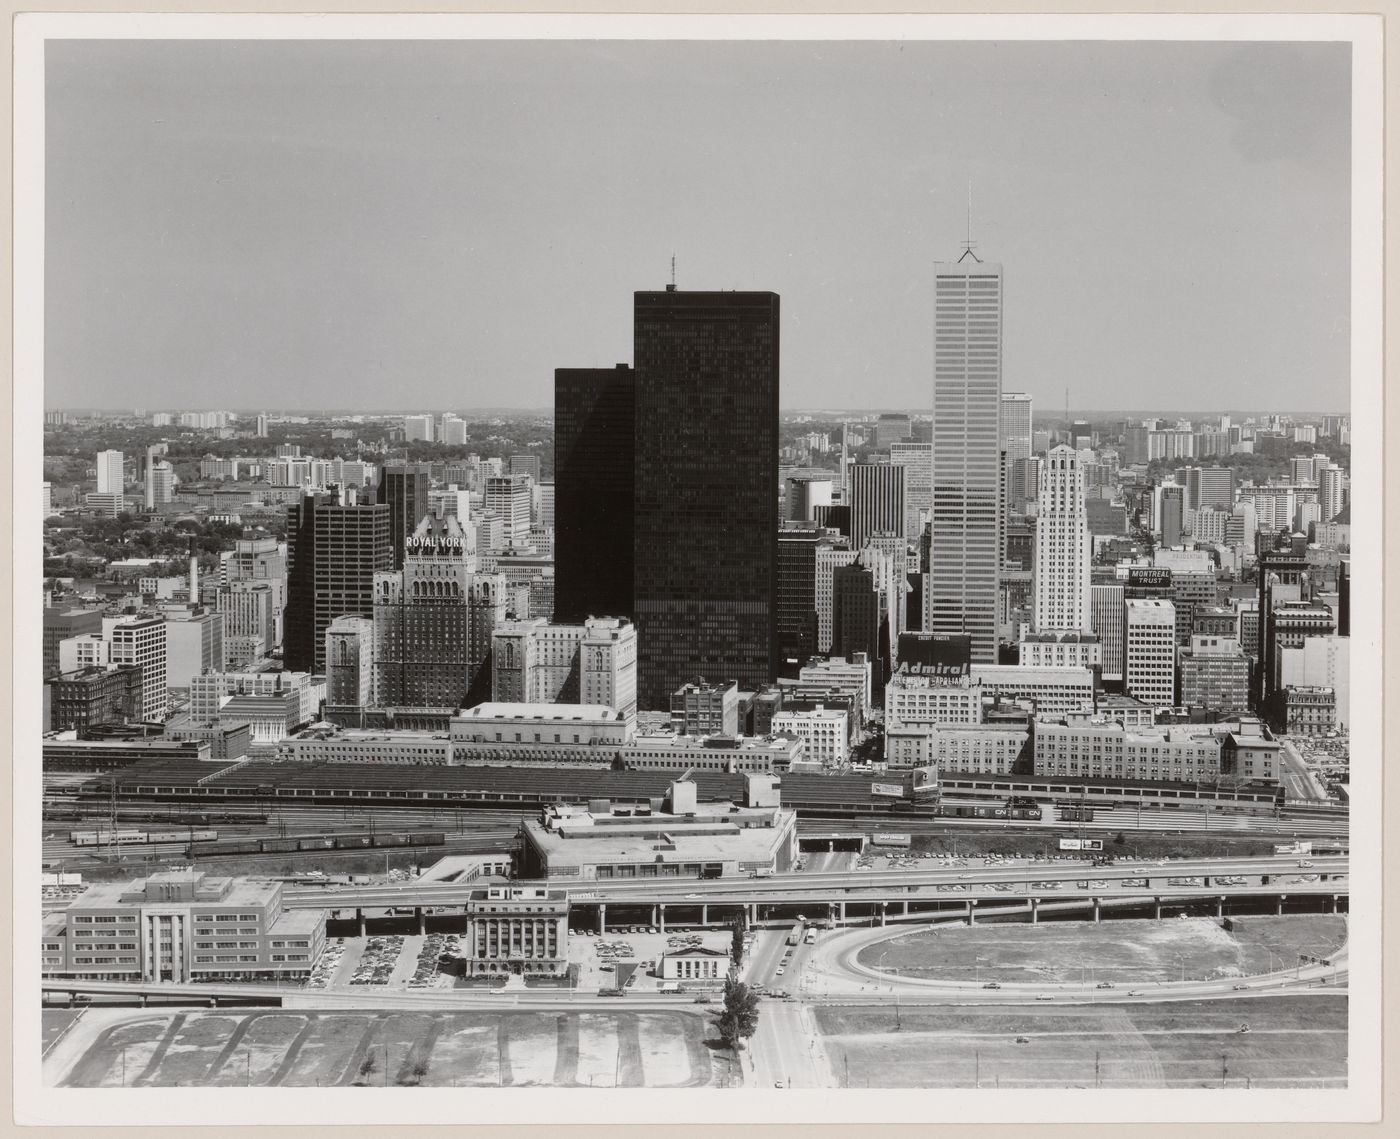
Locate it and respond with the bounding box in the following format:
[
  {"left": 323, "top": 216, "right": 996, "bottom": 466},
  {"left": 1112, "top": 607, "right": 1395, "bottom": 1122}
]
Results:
[{"left": 192, "top": 831, "right": 448, "bottom": 858}]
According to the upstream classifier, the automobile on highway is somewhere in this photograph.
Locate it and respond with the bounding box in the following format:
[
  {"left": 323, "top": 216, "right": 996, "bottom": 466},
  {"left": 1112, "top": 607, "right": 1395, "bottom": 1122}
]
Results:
[
  {"left": 982, "top": 982, "right": 1001, "bottom": 989},
  {"left": 1035, "top": 994, "right": 1054, "bottom": 1001}
]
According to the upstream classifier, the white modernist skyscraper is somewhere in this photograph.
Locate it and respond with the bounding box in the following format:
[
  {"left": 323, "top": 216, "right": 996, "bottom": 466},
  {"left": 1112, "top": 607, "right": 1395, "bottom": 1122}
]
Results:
[
  {"left": 926, "top": 252, "right": 1002, "bottom": 663},
  {"left": 96, "top": 449, "right": 124, "bottom": 495},
  {"left": 1033, "top": 445, "right": 1092, "bottom": 633}
]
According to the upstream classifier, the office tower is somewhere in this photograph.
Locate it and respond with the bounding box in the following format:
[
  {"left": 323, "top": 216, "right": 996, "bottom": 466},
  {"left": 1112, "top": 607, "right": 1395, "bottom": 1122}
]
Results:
[
  {"left": 373, "top": 514, "right": 486, "bottom": 708},
  {"left": 96, "top": 449, "right": 124, "bottom": 494},
  {"left": 1123, "top": 598, "right": 1176, "bottom": 707},
  {"left": 554, "top": 365, "right": 635, "bottom": 624},
  {"left": 149, "top": 462, "right": 175, "bottom": 505},
  {"left": 162, "top": 606, "right": 225, "bottom": 696},
  {"left": 283, "top": 489, "right": 392, "bottom": 674},
  {"left": 109, "top": 614, "right": 169, "bottom": 722},
  {"left": 1184, "top": 466, "right": 1236, "bottom": 512},
  {"left": 1000, "top": 392, "right": 1033, "bottom": 512},
  {"left": 376, "top": 462, "right": 433, "bottom": 568},
  {"left": 490, "top": 616, "right": 637, "bottom": 717},
  {"left": 44, "top": 607, "right": 104, "bottom": 678},
  {"left": 255, "top": 413, "right": 269, "bottom": 437},
  {"left": 889, "top": 442, "right": 933, "bottom": 540},
  {"left": 1033, "top": 445, "right": 1092, "bottom": 633},
  {"left": 847, "top": 461, "right": 906, "bottom": 551},
  {"left": 874, "top": 413, "right": 912, "bottom": 447},
  {"left": 1007, "top": 456, "right": 1042, "bottom": 512},
  {"left": 815, "top": 543, "right": 859, "bottom": 653},
  {"left": 41, "top": 481, "right": 52, "bottom": 518},
  {"left": 1157, "top": 484, "right": 1185, "bottom": 548},
  {"left": 633, "top": 289, "right": 780, "bottom": 709},
  {"left": 786, "top": 472, "right": 834, "bottom": 522},
  {"left": 277, "top": 443, "right": 303, "bottom": 459},
  {"left": 403, "top": 414, "right": 434, "bottom": 442},
  {"left": 1180, "top": 636, "right": 1250, "bottom": 714},
  {"left": 324, "top": 615, "right": 375, "bottom": 720},
  {"left": 143, "top": 446, "right": 156, "bottom": 510},
  {"left": 1090, "top": 582, "right": 1125, "bottom": 683},
  {"left": 441, "top": 414, "right": 467, "bottom": 446},
  {"left": 509, "top": 454, "right": 542, "bottom": 484},
  {"left": 776, "top": 526, "right": 826, "bottom": 677},
  {"left": 832, "top": 552, "right": 892, "bottom": 700},
  {"left": 428, "top": 484, "right": 472, "bottom": 523},
  {"left": 216, "top": 580, "right": 275, "bottom": 666},
  {"left": 927, "top": 255, "right": 1002, "bottom": 663},
  {"left": 1319, "top": 465, "right": 1347, "bottom": 522},
  {"left": 1069, "top": 421, "right": 1093, "bottom": 450},
  {"left": 484, "top": 474, "right": 533, "bottom": 547}
]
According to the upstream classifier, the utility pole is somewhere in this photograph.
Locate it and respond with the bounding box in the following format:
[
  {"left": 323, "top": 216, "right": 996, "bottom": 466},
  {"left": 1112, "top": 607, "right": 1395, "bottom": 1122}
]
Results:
[
  {"left": 974, "top": 1049, "right": 980, "bottom": 1089},
  {"left": 1095, "top": 1050, "right": 1100, "bottom": 1088},
  {"left": 1221, "top": 1053, "right": 1228, "bottom": 1088}
]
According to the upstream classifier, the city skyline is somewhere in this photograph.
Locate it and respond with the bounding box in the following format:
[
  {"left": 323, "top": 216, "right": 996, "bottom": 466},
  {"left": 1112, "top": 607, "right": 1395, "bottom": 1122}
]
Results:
[{"left": 45, "top": 39, "right": 1349, "bottom": 415}]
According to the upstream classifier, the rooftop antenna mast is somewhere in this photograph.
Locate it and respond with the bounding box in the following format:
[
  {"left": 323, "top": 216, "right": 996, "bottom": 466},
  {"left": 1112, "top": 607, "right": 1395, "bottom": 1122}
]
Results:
[
  {"left": 667, "top": 255, "right": 677, "bottom": 293},
  {"left": 958, "top": 179, "right": 981, "bottom": 263}
]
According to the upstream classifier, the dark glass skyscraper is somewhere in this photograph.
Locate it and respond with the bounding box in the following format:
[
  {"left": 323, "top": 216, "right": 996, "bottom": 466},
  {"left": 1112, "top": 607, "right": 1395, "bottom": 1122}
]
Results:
[
  {"left": 633, "top": 289, "right": 780, "bottom": 709},
  {"left": 376, "top": 462, "right": 433, "bottom": 568},
  {"left": 553, "top": 364, "right": 635, "bottom": 624},
  {"left": 284, "top": 491, "right": 392, "bottom": 673}
]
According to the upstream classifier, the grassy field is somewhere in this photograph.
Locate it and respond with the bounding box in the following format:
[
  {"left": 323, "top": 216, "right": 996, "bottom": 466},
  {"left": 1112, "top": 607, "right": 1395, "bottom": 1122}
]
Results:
[
  {"left": 857, "top": 916, "right": 1348, "bottom": 985},
  {"left": 815, "top": 996, "right": 1348, "bottom": 1088},
  {"left": 55, "top": 1009, "right": 724, "bottom": 1089}
]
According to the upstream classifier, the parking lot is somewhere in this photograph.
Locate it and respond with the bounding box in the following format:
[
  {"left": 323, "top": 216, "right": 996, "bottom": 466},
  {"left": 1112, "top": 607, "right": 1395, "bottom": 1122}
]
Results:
[{"left": 567, "top": 925, "right": 734, "bottom": 992}]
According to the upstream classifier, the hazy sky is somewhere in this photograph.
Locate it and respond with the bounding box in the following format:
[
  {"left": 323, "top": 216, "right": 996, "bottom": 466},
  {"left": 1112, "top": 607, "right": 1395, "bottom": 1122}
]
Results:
[{"left": 45, "top": 38, "right": 1351, "bottom": 413}]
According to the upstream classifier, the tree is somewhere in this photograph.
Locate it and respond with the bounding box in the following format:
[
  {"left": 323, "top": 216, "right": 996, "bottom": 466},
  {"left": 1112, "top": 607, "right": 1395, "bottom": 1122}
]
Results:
[
  {"left": 1113, "top": 831, "right": 1126, "bottom": 846},
  {"left": 730, "top": 920, "right": 745, "bottom": 965},
  {"left": 717, "top": 976, "right": 760, "bottom": 1051}
]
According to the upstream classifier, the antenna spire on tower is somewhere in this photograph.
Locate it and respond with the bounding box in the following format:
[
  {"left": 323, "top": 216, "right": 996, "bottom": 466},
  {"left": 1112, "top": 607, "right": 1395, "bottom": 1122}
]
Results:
[
  {"left": 959, "top": 179, "right": 981, "bottom": 263},
  {"left": 667, "top": 255, "right": 677, "bottom": 292}
]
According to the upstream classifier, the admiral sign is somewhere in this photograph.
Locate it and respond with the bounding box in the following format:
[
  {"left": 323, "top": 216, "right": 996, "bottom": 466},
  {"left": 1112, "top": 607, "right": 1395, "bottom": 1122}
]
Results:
[{"left": 896, "top": 632, "right": 972, "bottom": 678}]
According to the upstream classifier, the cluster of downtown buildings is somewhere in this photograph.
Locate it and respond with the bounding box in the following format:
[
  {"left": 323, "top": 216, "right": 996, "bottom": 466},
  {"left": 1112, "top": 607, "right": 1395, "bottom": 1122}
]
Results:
[
  {"left": 37, "top": 253, "right": 1354, "bottom": 992},
  {"left": 43, "top": 257, "right": 1352, "bottom": 796}
]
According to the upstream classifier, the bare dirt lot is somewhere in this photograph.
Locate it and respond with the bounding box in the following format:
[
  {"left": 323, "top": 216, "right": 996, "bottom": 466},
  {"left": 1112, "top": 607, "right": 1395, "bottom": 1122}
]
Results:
[
  {"left": 857, "top": 916, "right": 1347, "bottom": 985},
  {"left": 52, "top": 1008, "right": 726, "bottom": 1088},
  {"left": 815, "top": 995, "right": 1347, "bottom": 1088}
]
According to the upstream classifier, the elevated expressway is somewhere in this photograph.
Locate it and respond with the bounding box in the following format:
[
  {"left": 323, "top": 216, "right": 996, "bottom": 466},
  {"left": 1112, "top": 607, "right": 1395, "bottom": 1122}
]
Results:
[{"left": 272, "top": 854, "right": 1347, "bottom": 933}]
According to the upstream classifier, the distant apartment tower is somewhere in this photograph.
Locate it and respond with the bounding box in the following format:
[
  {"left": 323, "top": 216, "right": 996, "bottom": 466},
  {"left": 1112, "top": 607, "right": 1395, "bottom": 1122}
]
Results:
[
  {"left": 403, "top": 415, "right": 434, "bottom": 443},
  {"left": 441, "top": 414, "right": 467, "bottom": 446},
  {"left": 633, "top": 289, "right": 779, "bottom": 709},
  {"left": 847, "top": 462, "right": 906, "bottom": 551},
  {"left": 1319, "top": 465, "right": 1347, "bottom": 522},
  {"left": 96, "top": 450, "right": 124, "bottom": 495},
  {"left": 1033, "top": 445, "right": 1092, "bottom": 634},
  {"left": 554, "top": 365, "right": 636, "bottom": 624},
  {"left": 927, "top": 256, "right": 1002, "bottom": 663},
  {"left": 283, "top": 489, "right": 392, "bottom": 674},
  {"left": 1123, "top": 598, "right": 1176, "bottom": 707},
  {"left": 889, "top": 442, "right": 933, "bottom": 539},
  {"left": 376, "top": 462, "right": 433, "bottom": 568},
  {"left": 484, "top": 474, "right": 533, "bottom": 548}
]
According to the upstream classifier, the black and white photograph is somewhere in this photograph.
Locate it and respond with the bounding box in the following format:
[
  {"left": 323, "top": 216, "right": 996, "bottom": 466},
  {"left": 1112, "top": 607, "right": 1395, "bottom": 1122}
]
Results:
[{"left": 11, "top": 12, "right": 1384, "bottom": 1128}]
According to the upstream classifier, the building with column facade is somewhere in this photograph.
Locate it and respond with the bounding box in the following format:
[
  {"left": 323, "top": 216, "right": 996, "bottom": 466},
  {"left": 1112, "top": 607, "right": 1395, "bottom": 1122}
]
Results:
[
  {"left": 462, "top": 886, "right": 569, "bottom": 977},
  {"left": 491, "top": 616, "right": 637, "bottom": 718},
  {"left": 848, "top": 461, "right": 908, "bottom": 552},
  {"left": 928, "top": 256, "right": 1002, "bottom": 662},
  {"left": 633, "top": 289, "right": 780, "bottom": 709}
]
